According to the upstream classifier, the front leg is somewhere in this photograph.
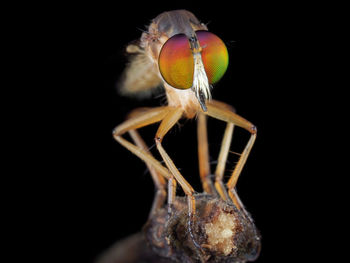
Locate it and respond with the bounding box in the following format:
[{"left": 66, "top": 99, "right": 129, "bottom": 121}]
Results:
[
  {"left": 154, "top": 107, "right": 202, "bottom": 251},
  {"left": 128, "top": 129, "right": 167, "bottom": 218},
  {"left": 205, "top": 100, "right": 257, "bottom": 209},
  {"left": 113, "top": 106, "right": 173, "bottom": 197},
  {"left": 154, "top": 107, "right": 195, "bottom": 215},
  {"left": 197, "top": 112, "right": 216, "bottom": 194}
]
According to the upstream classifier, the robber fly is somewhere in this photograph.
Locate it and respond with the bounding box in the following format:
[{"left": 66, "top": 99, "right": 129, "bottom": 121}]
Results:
[{"left": 113, "top": 10, "right": 261, "bottom": 262}]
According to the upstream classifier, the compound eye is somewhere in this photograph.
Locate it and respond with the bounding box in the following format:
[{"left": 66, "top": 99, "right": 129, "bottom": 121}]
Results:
[
  {"left": 196, "top": 30, "right": 229, "bottom": 85},
  {"left": 159, "top": 34, "right": 193, "bottom": 89},
  {"left": 158, "top": 31, "right": 229, "bottom": 90}
]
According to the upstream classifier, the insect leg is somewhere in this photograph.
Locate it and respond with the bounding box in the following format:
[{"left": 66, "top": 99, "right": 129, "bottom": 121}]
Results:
[
  {"left": 113, "top": 106, "right": 173, "bottom": 184},
  {"left": 155, "top": 108, "right": 195, "bottom": 214},
  {"left": 167, "top": 176, "right": 177, "bottom": 215},
  {"left": 155, "top": 108, "right": 202, "bottom": 249},
  {"left": 197, "top": 112, "right": 215, "bottom": 194},
  {"left": 214, "top": 122, "right": 234, "bottom": 201},
  {"left": 128, "top": 130, "right": 167, "bottom": 217},
  {"left": 205, "top": 100, "right": 257, "bottom": 209},
  {"left": 114, "top": 106, "right": 169, "bottom": 135}
]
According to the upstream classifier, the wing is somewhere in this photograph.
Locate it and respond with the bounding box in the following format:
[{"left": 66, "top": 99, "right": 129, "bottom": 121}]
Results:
[{"left": 118, "top": 43, "right": 163, "bottom": 98}]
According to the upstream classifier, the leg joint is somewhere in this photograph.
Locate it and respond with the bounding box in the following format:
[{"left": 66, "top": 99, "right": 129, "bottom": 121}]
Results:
[
  {"left": 250, "top": 125, "right": 257, "bottom": 134},
  {"left": 112, "top": 126, "right": 123, "bottom": 137},
  {"left": 113, "top": 131, "right": 121, "bottom": 141},
  {"left": 155, "top": 136, "right": 163, "bottom": 144}
]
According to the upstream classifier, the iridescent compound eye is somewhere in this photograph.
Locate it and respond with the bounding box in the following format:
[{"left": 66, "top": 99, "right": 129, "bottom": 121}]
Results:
[{"left": 159, "top": 30, "right": 229, "bottom": 90}]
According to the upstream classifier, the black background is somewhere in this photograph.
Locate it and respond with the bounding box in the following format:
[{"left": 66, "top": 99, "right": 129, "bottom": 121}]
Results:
[{"left": 37, "top": 1, "right": 330, "bottom": 263}]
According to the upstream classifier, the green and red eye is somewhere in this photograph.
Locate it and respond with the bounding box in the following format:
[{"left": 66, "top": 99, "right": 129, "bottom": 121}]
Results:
[{"left": 159, "top": 30, "right": 229, "bottom": 90}]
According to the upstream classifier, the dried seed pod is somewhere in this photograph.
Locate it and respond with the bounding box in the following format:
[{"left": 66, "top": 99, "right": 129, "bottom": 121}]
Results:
[{"left": 144, "top": 194, "right": 261, "bottom": 263}]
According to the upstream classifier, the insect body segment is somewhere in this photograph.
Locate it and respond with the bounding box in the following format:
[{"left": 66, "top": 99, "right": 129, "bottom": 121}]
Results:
[{"left": 114, "top": 10, "right": 260, "bottom": 263}]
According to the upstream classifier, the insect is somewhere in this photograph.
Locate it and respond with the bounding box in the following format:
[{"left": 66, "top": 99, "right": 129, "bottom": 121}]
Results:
[{"left": 113, "top": 10, "right": 260, "bottom": 262}]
